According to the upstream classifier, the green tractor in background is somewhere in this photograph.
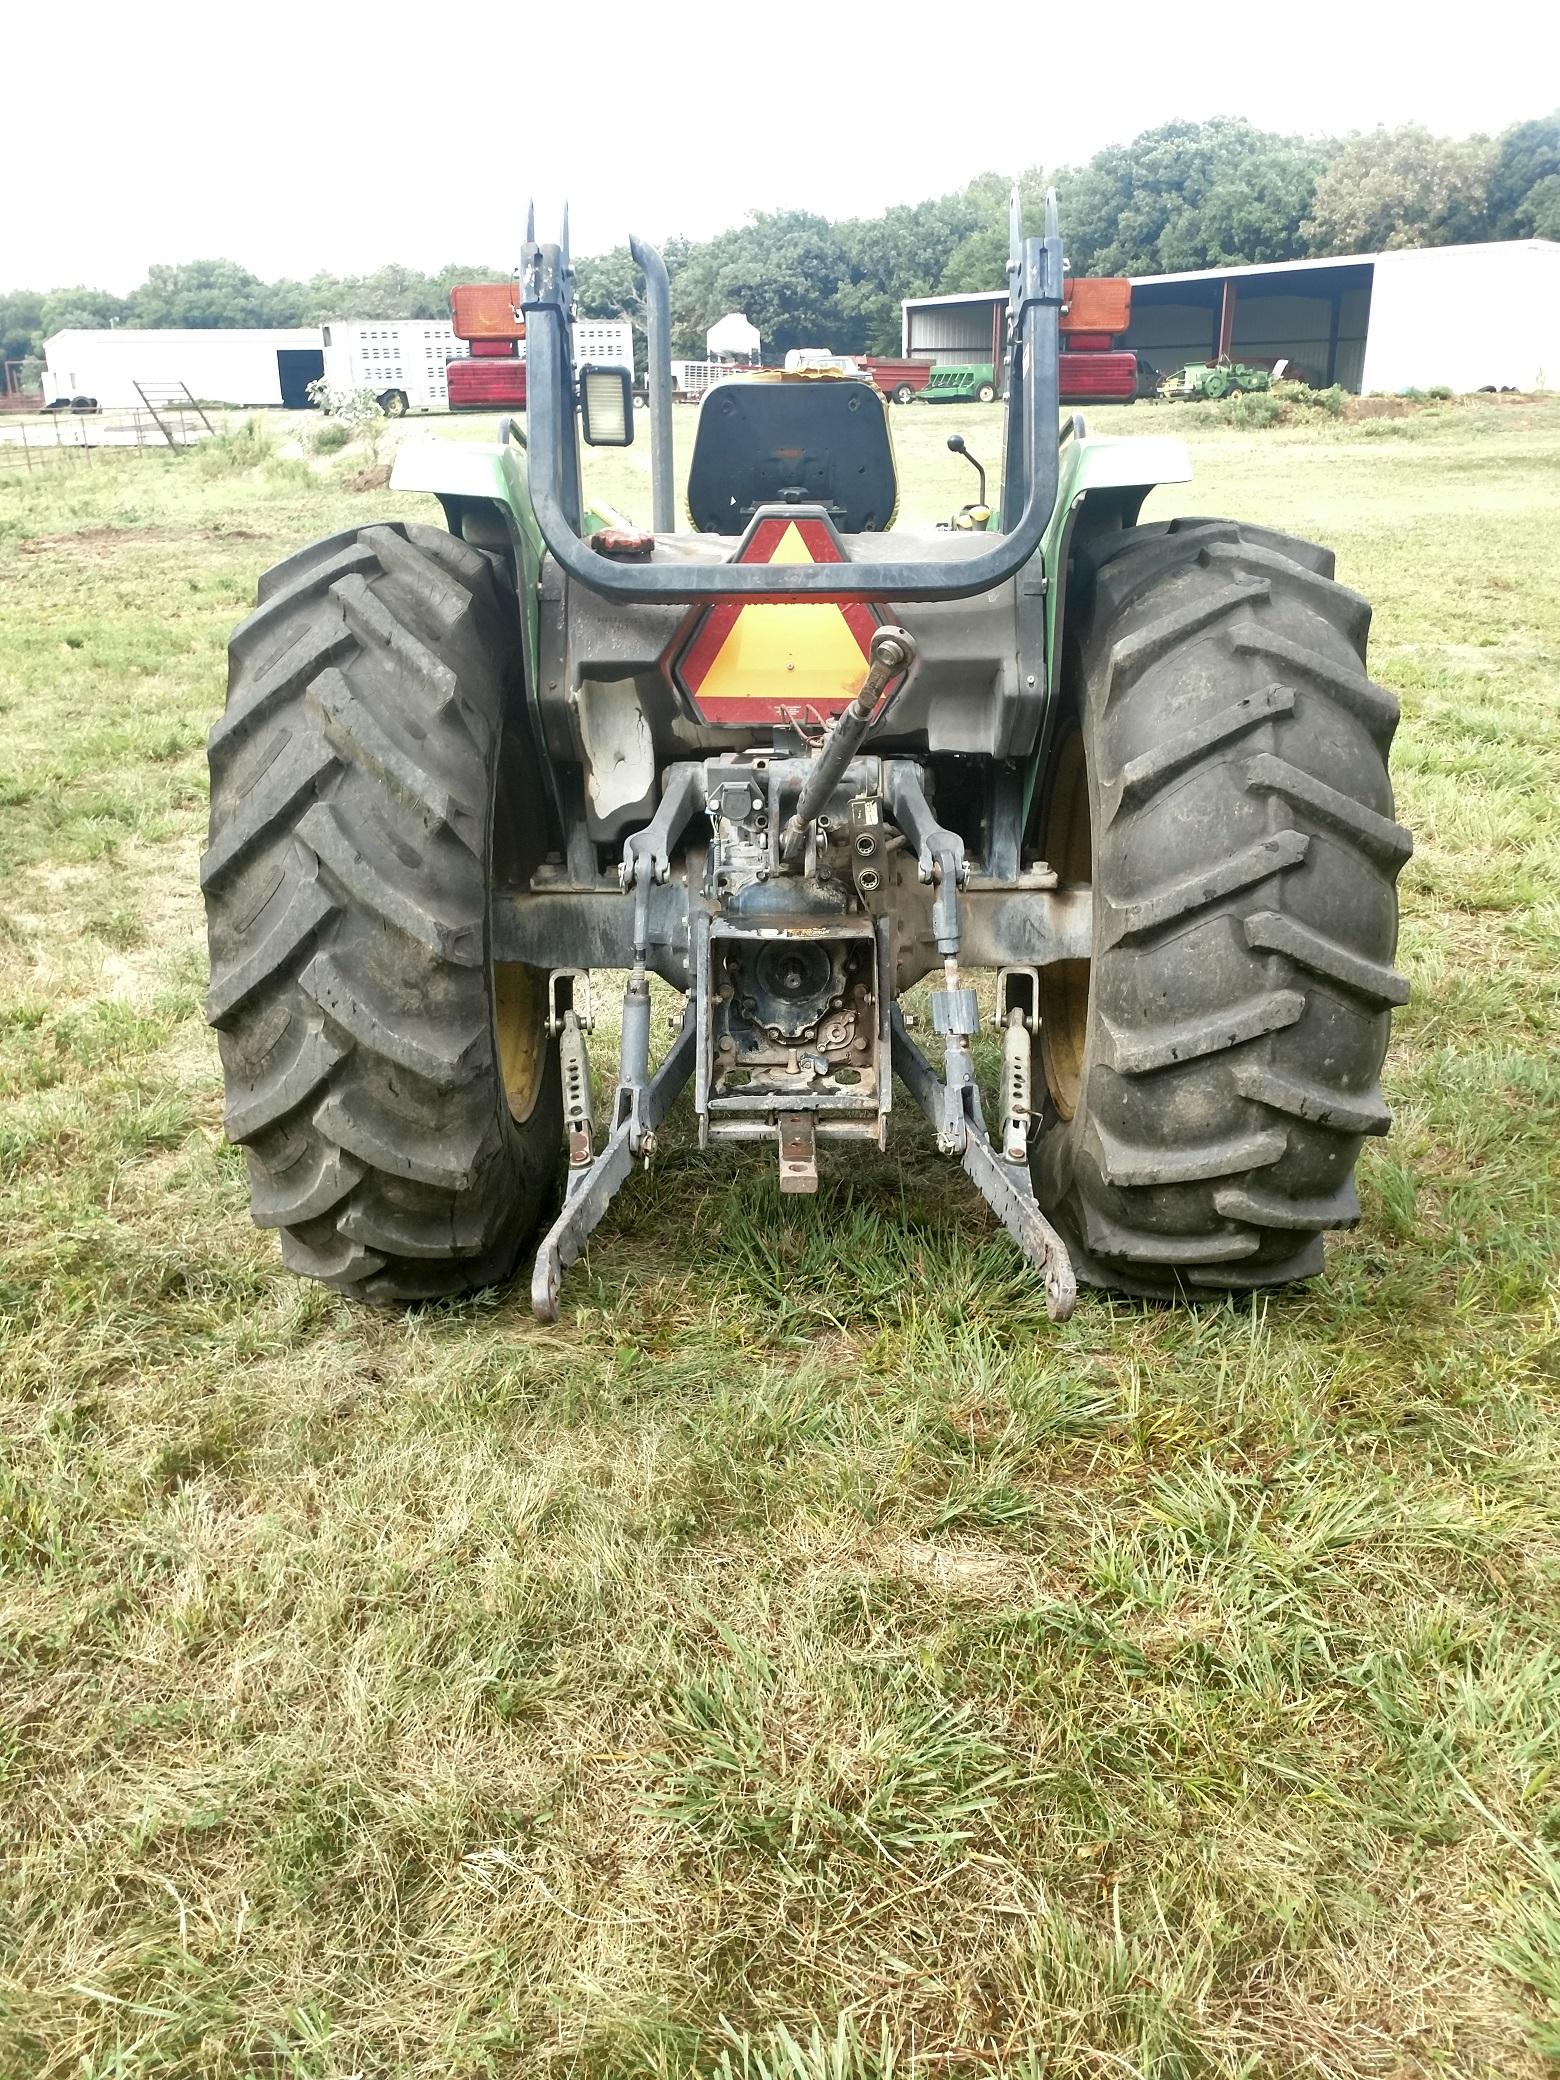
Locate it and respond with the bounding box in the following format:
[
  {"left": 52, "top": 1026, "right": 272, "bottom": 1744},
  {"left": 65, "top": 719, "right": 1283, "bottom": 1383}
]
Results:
[{"left": 201, "top": 192, "right": 1409, "bottom": 1322}]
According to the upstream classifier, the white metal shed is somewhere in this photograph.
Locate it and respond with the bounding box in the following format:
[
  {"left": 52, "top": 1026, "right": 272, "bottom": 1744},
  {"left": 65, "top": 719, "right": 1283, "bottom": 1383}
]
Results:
[
  {"left": 900, "top": 240, "right": 1560, "bottom": 394},
  {"left": 1361, "top": 242, "right": 1558, "bottom": 393}
]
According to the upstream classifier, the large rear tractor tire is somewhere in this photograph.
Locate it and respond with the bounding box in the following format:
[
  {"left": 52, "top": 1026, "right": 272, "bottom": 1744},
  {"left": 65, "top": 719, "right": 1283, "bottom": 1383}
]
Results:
[
  {"left": 1032, "top": 516, "right": 1412, "bottom": 1297},
  {"left": 202, "top": 521, "right": 562, "bottom": 1304}
]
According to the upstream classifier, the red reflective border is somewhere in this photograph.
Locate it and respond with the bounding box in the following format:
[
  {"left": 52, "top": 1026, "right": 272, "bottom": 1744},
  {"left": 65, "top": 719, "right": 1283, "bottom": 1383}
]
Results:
[{"left": 671, "top": 512, "right": 898, "bottom": 724}]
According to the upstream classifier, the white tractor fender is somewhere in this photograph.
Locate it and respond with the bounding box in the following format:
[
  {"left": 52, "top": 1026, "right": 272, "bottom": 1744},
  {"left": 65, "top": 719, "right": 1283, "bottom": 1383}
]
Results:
[{"left": 1065, "top": 434, "right": 1193, "bottom": 498}]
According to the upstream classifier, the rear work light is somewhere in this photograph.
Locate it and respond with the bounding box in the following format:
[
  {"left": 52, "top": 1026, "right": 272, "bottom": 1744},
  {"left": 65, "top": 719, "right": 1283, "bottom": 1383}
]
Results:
[{"left": 579, "top": 365, "right": 633, "bottom": 446}]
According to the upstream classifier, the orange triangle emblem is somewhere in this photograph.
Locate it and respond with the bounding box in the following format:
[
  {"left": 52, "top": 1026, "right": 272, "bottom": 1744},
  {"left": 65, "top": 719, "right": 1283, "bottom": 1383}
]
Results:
[{"left": 672, "top": 513, "right": 900, "bottom": 726}]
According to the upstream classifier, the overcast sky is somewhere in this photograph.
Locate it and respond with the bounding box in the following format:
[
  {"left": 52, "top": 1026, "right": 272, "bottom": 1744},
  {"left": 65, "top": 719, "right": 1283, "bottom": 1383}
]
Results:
[{"left": 5, "top": 1, "right": 1557, "bottom": 292}]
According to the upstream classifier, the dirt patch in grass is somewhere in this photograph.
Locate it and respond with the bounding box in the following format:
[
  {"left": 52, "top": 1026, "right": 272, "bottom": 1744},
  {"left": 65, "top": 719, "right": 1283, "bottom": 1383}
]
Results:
[
  {"left": 1348, "top": 397, "right": 1421, "bottom": 421},
  {"left": 18, "top": 524, "right": 187, "bottom": 553},
  {"left": 889, "top": 1538, "right": 1039, "bottom": 1600},
  {"left": 19, "top": 523, "right": 266, "bottom": 556},
  {"left": 7, "top": 836, "right": 203, "bottom": 1016},
  {"left": 1347, "top": 393, "right": 1538, "bottom": 424}
]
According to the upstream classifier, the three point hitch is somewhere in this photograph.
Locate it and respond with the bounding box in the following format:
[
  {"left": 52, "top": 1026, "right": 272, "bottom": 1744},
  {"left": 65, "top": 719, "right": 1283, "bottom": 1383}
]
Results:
[{"left": 528, "top": 628, "right": 1077, "bottom": 1325}]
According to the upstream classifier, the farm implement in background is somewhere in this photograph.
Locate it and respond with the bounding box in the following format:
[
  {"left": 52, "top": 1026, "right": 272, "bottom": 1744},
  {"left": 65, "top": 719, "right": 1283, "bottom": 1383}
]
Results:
[
  {"left": 922, "top": 363, "right": 1001, "bottom": 404},
  {"left": 1159, "top": 357, "right": 1275, "bottom": 401},
  {"left": 201, "top": 191, "right": 1409, "bottom": 1323}
]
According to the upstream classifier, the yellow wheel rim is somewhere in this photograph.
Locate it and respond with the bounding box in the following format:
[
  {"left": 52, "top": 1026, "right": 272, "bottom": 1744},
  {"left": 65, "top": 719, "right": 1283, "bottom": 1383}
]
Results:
[
  {"left": 492, "top": 961, "right": 546, "bottom": 1124},
  {"left": 1037, "top": 724, "right": 1092, "bottom": 1123}
]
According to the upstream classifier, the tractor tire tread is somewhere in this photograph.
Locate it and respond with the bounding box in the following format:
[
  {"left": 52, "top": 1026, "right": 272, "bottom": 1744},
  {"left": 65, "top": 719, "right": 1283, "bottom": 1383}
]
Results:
[
  {"left": 1109, "top": 685, "right": 1296, "bottom": 814},
  {"left": 1035, "top": 518, "right": 1409, "bottom": 1296},
  {"left": 204, "top": 519, "right": 560, "bottom": 1304},
  {"left": 1104, "top": 828, "right": 1308, "bottom": 946}
]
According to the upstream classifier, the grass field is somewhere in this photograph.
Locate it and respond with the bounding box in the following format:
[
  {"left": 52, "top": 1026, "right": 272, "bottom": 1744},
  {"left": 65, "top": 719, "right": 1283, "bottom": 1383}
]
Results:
[{"left": 2, "top": 394, "right": 1558, "bottom": 2080}]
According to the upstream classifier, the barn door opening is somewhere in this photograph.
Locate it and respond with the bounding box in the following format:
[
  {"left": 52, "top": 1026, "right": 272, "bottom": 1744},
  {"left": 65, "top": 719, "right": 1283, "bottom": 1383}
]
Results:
[{"left": 278, "top": 349, "right": 325, "bottom": 408}]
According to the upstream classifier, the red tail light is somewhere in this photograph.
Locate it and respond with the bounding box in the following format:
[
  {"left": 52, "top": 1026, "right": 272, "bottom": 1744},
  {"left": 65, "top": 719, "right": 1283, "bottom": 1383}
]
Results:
[{"left": 446, "top": 357, "right": 528, "bottom": 410}]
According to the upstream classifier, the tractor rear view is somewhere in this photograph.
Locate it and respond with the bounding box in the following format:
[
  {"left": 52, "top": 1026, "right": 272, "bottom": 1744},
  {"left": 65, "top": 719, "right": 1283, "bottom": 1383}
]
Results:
[{"left": 202, "top": 193, "right": 1409, "bottom": 1320}]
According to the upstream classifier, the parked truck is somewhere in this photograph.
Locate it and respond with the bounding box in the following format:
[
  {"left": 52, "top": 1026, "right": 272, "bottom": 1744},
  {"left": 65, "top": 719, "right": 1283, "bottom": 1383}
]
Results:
[{"left": 782, "top": 349, "right": 868, "bottom": 377}]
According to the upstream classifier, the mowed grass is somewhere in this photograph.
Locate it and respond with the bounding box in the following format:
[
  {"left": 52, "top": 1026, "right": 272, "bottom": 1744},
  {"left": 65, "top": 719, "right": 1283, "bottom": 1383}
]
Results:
[{"left": 1, "top": 395, "right": 1558, "bottom": 2080}]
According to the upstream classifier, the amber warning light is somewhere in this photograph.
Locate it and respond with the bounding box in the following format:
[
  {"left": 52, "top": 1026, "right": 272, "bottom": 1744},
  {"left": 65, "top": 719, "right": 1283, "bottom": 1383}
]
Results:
[{"left": 670, "top": 513, "right": 904, "bottom": 726}]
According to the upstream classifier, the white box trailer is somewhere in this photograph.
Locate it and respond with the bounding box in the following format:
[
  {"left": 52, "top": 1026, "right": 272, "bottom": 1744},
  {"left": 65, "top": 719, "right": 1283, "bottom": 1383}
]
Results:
[
  {"left": 43, "top": 328, "right": 325, "bottom": 409},
  {"left": 321, "top": 319, "right": 458, "bottom": 414},
  {"left": 43, "top": 313, "right": 638, "bottom": 418}
]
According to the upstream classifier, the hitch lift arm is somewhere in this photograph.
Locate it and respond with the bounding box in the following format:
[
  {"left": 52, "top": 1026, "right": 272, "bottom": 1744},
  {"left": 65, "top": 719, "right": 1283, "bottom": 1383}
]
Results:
[
  {"left": 891, "top": 1006, "right": 1076, "bottom": 1322},
  {"left": 531, "top": 1011, "right": 697, "bottom": 1322}
]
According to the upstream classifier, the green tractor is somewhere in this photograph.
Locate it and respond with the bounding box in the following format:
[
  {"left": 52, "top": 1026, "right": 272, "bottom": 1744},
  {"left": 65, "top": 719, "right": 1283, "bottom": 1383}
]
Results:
[{"left": 202, "top": 192, "right": 1409, "bottom": 1321}]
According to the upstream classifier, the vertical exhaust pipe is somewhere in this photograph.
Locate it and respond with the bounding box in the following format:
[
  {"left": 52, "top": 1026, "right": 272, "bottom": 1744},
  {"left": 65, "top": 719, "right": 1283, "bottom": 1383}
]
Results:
[{"left": 629, "top": 233, "right": 675, "bottom": 534}]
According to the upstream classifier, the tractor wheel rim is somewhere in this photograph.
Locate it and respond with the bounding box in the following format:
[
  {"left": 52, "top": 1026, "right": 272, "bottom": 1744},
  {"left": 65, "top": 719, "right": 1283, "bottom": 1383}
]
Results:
[
  {"left": 1037, "top": 724, "right": 1091, "bottom": 1122},
  {"left": 488, "top": 732, "right": 547, "bottom": 1125},
  {"left": 492, "top": 961, "right": 546, "bottom": 1122}
]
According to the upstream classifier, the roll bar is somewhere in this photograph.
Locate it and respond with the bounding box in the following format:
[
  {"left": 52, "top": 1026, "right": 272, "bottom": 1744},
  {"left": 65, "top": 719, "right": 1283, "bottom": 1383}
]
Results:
[{"left": 520, "top": 191, "right": 1064, "bottom": 604}]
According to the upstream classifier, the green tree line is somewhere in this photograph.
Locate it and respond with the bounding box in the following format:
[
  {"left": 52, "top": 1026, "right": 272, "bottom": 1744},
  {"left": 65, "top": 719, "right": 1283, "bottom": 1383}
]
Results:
[{"left": 5, "top": 113, "right": 1556, "bottom": 376}]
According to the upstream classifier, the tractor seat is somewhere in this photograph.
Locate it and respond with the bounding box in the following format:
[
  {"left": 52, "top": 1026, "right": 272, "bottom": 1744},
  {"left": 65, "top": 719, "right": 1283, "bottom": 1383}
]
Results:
[{"left": 686, "top": 376, "right": 899, "bottom": 536}]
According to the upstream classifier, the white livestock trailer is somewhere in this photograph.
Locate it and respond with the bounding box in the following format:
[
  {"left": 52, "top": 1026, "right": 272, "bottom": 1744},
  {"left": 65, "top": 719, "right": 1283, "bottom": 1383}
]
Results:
[{"left": 320, "top": 319, "right": 458, "bottom": 414}]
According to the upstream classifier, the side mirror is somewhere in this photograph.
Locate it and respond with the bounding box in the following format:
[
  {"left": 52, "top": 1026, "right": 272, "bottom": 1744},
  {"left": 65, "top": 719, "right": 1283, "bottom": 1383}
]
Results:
[{"left": 579, "top": 365, "right": 634, "bottom": 446}]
